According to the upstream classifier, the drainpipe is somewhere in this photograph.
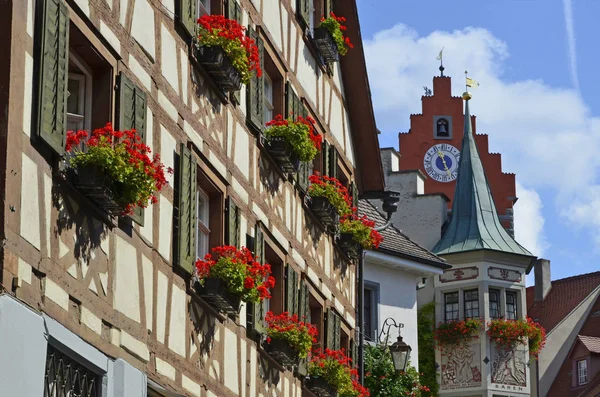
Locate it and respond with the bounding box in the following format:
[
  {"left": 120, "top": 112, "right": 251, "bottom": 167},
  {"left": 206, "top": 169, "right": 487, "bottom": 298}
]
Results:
[{"left": 357, "top": 191, "right": 400, "bottom": 384}]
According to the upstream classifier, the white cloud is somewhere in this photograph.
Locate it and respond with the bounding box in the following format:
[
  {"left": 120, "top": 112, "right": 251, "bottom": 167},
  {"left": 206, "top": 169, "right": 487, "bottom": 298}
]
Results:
[
  {"left": 363, "top": 24, "right": 600, "bottom": 247},
  {"left": 562, "top": 0, "right": 579, "bottom": 91},
  {"left": 514, "top": 182, "right": 548, "bottom": 256}
]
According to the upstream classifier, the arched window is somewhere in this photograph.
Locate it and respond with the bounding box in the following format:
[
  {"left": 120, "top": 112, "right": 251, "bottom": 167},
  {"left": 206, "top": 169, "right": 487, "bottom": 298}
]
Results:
[{"left": 437, "top": 118, "right": 449, "bottom": 137}]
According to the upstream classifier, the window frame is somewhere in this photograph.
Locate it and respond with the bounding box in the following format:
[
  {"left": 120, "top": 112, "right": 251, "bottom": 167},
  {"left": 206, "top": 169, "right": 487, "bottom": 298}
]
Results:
[
  {"left": 464, "top": 289, "right": 480, "bottom": 319},
  {"left": 505, "top": 290, "right": 518, "bottom": 321},
  {"left": 363, "top": 281, "right": 379, "bottom": 341},
  {"left": 263, "top": 72, "right": 274, "bottom": 123},
  {"left": 196, "top": 187, "right": 211, "bottom": 260},
  {"left": 489, "top": 288, "right": 501, "bottom": 319},
  {"left": 444, "top": 291, "right": 459, "bottom": 322},
  {"left": 262, "top": 233, "right": 287, "bottom": 316},
  {"left": 261, "top": 39, "right": 285, "bottom": 123},
  {"left": 577, "top": 359, "right": 588, "bottom": 385}
]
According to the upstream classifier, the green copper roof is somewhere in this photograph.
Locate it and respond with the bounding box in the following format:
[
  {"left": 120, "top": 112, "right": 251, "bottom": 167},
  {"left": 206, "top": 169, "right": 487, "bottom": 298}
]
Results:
[{"left": 432, "top": 95, "right": 533, "bottom": 257}]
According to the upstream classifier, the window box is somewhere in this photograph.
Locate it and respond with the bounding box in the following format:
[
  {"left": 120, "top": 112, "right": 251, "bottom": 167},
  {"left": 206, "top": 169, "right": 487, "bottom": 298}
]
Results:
[
  {"left": 305, "top": 376, "right": 337, "bottom": 397},
  {"left": 312, "top": 27, "right": 339, "bottom": 64},
  {"left": 264, "top": 136, "right": 300, "bottom": 174},
  {"left": 195, "top": 46, "right": 243, "bottom": 93},
  {"left": 195, "top": 277, "right": 241, "bottom": 316},
  {"left": 264, "top": 339, "right": 299, "bottom": 367},
  {"left": 337, "top": 232, "right": 360, "bottom": 260},
  {"left": 69, "top": 165, "right": 124, "bottom": 215},
  {"left": 309, "top": 196, "right": 339, "bottom": 228}
]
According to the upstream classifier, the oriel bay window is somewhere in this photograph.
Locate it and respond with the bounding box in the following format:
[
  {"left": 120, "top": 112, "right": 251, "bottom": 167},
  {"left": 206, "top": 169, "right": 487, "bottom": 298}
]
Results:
[
  {"left": 489, "top": 288, "right": 500, "bottom": 319},
  {"left": 506, "top": 291, "right": 518, "bottom": 320},
  {"left": 444, "top": 291, "right": 459, "bottom": 322}
]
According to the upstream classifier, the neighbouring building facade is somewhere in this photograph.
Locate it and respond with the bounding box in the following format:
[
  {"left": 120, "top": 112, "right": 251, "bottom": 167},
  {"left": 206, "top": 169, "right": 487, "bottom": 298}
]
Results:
[
  {"left": 395, "top": 73, "right": 518, "bottom": 236},
  {"left": 0, "top": 0, "right": 385, "bottom": 396},
  {"left": 527, "top": 264, "right": 600, "bottom": 397},
  {"left": 431, "top": 92, "right": 537, "bottom": 397},
  {"left": 359, "top": 199, "right": 450, "bottom": 369}
]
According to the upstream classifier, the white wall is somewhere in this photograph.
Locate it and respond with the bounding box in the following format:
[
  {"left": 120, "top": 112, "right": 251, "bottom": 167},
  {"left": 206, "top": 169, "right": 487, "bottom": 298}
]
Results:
[{"left": 364, "top": 261, "right": 420, "bottom": 370}]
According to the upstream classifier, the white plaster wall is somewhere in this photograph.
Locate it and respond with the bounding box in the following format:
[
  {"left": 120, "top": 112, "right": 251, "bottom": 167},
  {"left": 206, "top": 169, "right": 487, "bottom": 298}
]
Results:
[
  {"left": 329, "top": 95, "right": 344, "bottom": 147},
  {"left": 158, "top": 197, "right": 173, "bottom": 261},
  {"left": 156, "top": 271, "right": 168, "bottom": 343},
  {"left": 23, "top": 53, "right": 33, "bottom": 137},
  {"left": 20, "top": 153, "right": 40, "bottom": 249},
  {"left": 119, "top": 0, "right": 128, "bottom": 26},
  {"left": 161, "top": 24, "right": 179, "bottom": 94},
  {"left": 113, "top": 236, "right": 141, "bottom": 322},
  {"left": 224, "top": 328, "right": 239, "bottom": 393},
  {"left": 131, "top": 0, "right": 156, "bottom": 60},
  {"left": 296, "top": 45, "right": 318, "bottom": 107},
  {"left": 234, "top": 123, "right": 250, "bottom": 180},
  {"left": 141, "top": 255, "right": 153, "bottom": 332},
  {"left": 343, "top": 110, "right": 355, "bottom": 166},
  {"left": 168, "top": 284, "right": 187, "bottom": 357},
  {"left": 364, "top": 262, "right": 420, "bottom": 370},
  {"left": 263, "top": 0, "right": 283, "bottom": 52},
  {"left": 160, "top": 126, "right": 176, "bottom": 186}
]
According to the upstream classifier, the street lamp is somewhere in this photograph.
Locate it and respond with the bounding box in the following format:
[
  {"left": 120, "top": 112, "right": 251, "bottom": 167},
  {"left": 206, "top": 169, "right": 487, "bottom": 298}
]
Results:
[{"left": 378, "top": 317, "right": 412, "bottom": 373}]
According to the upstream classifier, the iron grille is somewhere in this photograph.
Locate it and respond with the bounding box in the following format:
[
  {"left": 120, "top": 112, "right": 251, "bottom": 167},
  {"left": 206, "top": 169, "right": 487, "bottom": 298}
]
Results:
[{"left": 44, "top": 345, "right": 99, "bottom": 397}]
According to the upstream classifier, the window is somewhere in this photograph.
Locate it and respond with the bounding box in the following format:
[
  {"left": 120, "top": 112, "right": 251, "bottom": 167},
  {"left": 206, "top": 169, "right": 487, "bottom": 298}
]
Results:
[
  {"left": 506, "top": 291, "right": 517, "bottom": 320},
  {"left": 444, "top": 292, "right": 459, "bottom": 322},
  {"left": 364, "top": 284, "right": 378, "bottom": 341},
  {"left": 309, "top": 293, "right": 324, "bottom": 349},
  {"left": 577, "top": 359, "right": 588, "bottom": 385},
  {"left": 196, "top": 188, "right": 210, "bottom": 259},
  {"left": 265, "top": 243, "right": 285, "bottom": 315},
  {"left": 67, "top": 53, "right": 92, "bottom": 133},
  {"left": 44, "top": 345, "right": 100, "bottom": 397},
  {"left": 263, "top": 73, "right": 274, "bottom": 123},
  {"left": 196, "top": 0, "right": 223, "bottom": 17},
  {"left": 198, "top": 0, "right": 211, "bottom": 15},
  {"left": 489, "top": 289, "right": 500, "bottom": 319},
  {"left": 464, "top": 289, "right": 479, "bottom": 319},
  {"left": 68, "top": 22, "right": 113, "bottom": 132},
  {"left": 310, "top": 0, "right": 324, "bottom": 32}
]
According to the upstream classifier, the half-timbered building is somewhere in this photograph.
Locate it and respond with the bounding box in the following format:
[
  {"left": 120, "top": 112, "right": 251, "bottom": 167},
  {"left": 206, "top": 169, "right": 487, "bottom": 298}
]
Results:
[{"left": 0, "top": 0, "right": 384, "bottom": 395}]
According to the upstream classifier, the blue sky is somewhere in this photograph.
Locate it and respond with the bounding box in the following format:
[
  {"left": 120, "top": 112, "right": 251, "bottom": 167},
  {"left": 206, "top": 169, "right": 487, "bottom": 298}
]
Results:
[{"left": 355, "top": 0, "right": 600, "bottom": 283}]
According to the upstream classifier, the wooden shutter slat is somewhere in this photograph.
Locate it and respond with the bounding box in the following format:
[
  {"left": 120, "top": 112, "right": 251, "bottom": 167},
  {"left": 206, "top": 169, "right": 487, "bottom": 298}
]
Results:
[
  {"left": 176, "top": 143, "right": 197, "bottom": 273},
  {"left": 326, "top": 309, "right": 335, "bottom": 349},
  {"left": 246, "top": 26, "right": 264, "bottom": 131},
  {"left": 324, "top": 0, "right": 333, "bottom": 17},
  {"left": 36, "top": 0, "right": 69, "bottom": 155},
  {"left": 179, "top": 0, "right": 197, "bottom": 37},
  {"left": 335, "top": 313, "right": 341, "bottom": 350},
  {"left": 226, "top": 197, "right": 240, "bottom": 247},
  {"left": 351, "top": 181, "right": 358, "bottom": 210},
  {"left": 286, "top": 81, "right": 294, "bottom": 119}
]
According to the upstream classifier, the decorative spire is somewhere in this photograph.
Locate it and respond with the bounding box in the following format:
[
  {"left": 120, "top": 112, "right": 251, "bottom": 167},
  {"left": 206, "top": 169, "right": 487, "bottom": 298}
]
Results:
[
  {"left": 432, "top": 92, "right": 533, "bottom": 257},
  {"left": 436, "top": 48, "right": 445, "bottom": 77}
]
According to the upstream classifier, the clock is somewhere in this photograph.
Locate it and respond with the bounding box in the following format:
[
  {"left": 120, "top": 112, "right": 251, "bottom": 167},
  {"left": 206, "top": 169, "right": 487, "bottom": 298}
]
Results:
[{"left": 423, "top": 144, "right": 460, "bottom": 183}]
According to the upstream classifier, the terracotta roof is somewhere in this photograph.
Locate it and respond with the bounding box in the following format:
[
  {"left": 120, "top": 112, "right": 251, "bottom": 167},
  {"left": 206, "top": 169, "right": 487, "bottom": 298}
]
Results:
[
  {"left": 358, "top": 200, "right": 449, "bottom": 269},
  {"left": 579, "top": 335, "right": 600, "bottom": 354},
  {"left": 576, "top": 372, "right": 600, "bottom": 397},
  {"left": 526, "top": 271, "right": 600, "bottom": 331}
]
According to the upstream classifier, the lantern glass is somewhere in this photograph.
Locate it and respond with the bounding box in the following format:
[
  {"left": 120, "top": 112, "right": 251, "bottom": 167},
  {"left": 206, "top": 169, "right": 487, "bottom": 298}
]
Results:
[{"left": 389, "top": 338, "right": 411, "bottom": 372}]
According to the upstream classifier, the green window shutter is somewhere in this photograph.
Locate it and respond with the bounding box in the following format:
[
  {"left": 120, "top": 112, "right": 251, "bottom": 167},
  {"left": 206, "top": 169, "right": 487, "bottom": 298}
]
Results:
[
  {"left": 322, "top": 140, "right": 330, "bottom": 177},
  {"left": 297, "top": 161, "right": 311, "bottom": 193},
  {"left": 246, "top": 26, "right": 264, "bottom": 131},
  {"left": 229, "top": 1, "right": 242, "bottom": 104},
  {"left": 286, "top": 81, "right": 294, "bottom": 118},
  {"left": 176, "top": 143, "right": 198, "bottom": 273},
  {"left": 350, "top": 338, "right": 358, "bottom": 368},
  {"left": 35, "top": 0, "right": 69, "bottom": 155},
  {"left": 285, "top": 265, "right": 299, "bottom": 315},
  {"left": 249, "top": 224, "right": 266, "bottom": 335},
  {"left": 326, "top": 309, "right": 341, "bottom": 350},
  {"left": 179, "top": 0, "right": 197, "bottom": 37},
  {"left": 298, "top": 280, "right": 309, "bottom": 321},
  {"left": 226, "top": 197, "right": 240, "bottom": 247},
  {"left": 329, "top": 145, "right": 338, "bottom": 180},
  {"left": 297, "top": 0, "right": 310, "bottom": 29},
  {"left": 118, "top": 72, "right": 147, "bottom": 225}
]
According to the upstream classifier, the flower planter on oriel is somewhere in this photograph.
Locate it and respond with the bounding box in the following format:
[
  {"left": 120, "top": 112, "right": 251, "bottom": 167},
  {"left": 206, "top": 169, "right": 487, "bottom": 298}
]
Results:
[
  {"left": 195, "top": 46, "right": 242, "bottom": 93},
  {"left": 309, "top": 196, "right": 339, "bottom": 228},
  {"left": 265, "top": 137, "right": 300, "bottom": 173},
  {"left": 337, "top": 232, "right": 360, "bottom": 260},
  {"left": 305, "top": 376, "right": 337, "bottom": 397},
  {"left": 312, "top": 27, "right": 339, "bottom": 64},
  {"left": 196, "top": 277, "right": 241, "bottom": 315},
  {"left": 264, "top": 339, "right": 299, "bottom": 367},
  {"left": 71, "top": 165, "right": 124, "bottom": 215}
]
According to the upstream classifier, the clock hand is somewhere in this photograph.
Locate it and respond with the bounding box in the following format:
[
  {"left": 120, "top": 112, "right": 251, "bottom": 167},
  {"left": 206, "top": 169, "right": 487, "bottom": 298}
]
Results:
[{"left": 437, "top": 151, "right": 452, "bottom": 177}]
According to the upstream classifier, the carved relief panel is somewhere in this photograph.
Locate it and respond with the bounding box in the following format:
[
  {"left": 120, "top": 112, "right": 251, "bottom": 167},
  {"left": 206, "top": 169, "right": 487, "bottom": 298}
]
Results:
[{"left": 440, "top": 338, "right": 482, "bottom": 390}]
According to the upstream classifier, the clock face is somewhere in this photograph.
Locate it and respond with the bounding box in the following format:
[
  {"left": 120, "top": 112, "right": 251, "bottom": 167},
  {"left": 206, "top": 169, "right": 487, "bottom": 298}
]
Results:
[{"left": 423, "top": 144, "right": 461, "bottom": 183}]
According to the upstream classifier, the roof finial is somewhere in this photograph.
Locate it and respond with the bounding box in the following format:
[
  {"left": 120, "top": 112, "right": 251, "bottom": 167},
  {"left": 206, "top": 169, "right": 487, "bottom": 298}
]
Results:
[
  {"left": 463, "top": 70, "right": 479, "bottom": 100},
  {"left": 436, "top": 47, "right": 444, "bottom": 76}
]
